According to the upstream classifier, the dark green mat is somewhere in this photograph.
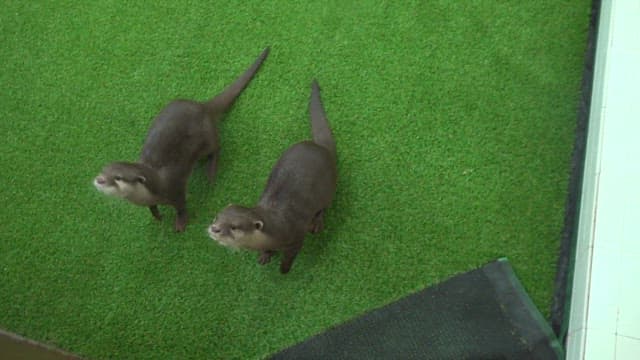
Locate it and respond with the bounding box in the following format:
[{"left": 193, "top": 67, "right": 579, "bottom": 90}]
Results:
[{"left": 271, "top": 258, "right": 562, "bottom": 360}]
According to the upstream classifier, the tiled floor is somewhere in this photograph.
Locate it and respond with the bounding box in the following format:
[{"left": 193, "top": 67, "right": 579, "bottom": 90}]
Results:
[{"left": 566, "top": 0, "right": 640, "bottom": 359}]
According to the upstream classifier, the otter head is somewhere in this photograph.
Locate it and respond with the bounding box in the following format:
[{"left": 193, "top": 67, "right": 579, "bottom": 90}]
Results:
[
  {"left": 208, "top": 205, "right": 269, "bottom": 250},
  {"left": 94, "top": 162, "right": 157, "bottom": 206}
]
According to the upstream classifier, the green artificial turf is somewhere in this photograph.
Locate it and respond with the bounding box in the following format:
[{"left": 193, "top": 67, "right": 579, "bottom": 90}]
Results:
[{"left": 0, "top": 1, "right": 590, "bottom": 359}]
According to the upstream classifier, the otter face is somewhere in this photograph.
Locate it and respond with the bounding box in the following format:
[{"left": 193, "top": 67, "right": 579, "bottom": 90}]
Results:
[
  {"left": 208, "top": 205, "right": 268, "bottom": 250},
  {"left": 94, "top": 162, "right": 156, "bottom": 206}
]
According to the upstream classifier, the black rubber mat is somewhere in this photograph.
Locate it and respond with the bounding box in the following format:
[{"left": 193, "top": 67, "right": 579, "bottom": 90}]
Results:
[{"left": 270, "top": 258, "right": 562, "bottom": 360}]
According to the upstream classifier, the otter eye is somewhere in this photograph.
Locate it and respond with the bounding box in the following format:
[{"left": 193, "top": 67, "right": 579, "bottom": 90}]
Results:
[
  {"left": 254, "top": 221, "right": 264, "bottom": 230},
  {"left": 230, "top": 225, "right": 237, "bottom": 231},
  {"left": 114, "top": 175, "right": 123, "bottom": 181}
]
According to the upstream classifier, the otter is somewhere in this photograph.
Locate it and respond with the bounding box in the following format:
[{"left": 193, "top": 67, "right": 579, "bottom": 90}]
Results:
[
  {"left": 94, "top": 47, "right": 270, "bottom": 232},
  {"left": 208, "top": 79, "right": 337, "bottom": 273}
]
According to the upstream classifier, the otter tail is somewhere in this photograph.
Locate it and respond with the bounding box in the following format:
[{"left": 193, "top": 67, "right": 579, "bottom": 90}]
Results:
[
  {"left": 309, "top": 79, "right": 336, "bottom": 158},
  {"left": 205, "top": 47, "right": 270, "bottom": 115}
]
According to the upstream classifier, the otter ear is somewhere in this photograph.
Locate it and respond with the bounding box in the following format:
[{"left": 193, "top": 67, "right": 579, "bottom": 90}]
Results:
[
  {"left": 136, "top": 175, "right": 146, "bottom": 184},
  {"left": 254, "top": 220, "right": 264, "bottom": 231}
]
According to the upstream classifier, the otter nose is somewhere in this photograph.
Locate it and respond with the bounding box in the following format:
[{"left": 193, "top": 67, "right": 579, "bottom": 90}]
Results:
[
  {"left": 209, "top": 224, "right": 221, "bottom": 234},
  {"left": 95, "top": 176, "right": 106, "bottom": 185}
]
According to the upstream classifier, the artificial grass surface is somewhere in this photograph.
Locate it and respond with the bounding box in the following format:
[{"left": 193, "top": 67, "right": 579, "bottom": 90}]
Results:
[{"left": 0, "top": 1, "right": 590, "bottom": 359}]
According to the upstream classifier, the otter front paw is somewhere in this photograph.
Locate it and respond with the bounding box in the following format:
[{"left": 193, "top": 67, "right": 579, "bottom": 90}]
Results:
[
  {"left": 174, "top": 216, "right": 187, "bottom": 232},
  {"left": 149, "top": 206, "right": 162, "bottom": 221},
  {"left": 258, "top": 251, "right": 274, "bottom": 265}
]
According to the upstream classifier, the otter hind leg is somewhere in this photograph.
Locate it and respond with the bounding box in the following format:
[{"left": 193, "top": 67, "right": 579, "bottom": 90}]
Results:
[{"left": 280, "top": 244, "right": 303, "bottom": 274}]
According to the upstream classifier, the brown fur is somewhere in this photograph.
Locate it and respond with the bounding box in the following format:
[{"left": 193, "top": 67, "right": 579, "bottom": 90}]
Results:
[
  {"left": 95, "top": 47, "right": 270, "bottom": 232},
  {"left": 208, "top": 80, "right": 336, "bottom": 273}
]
